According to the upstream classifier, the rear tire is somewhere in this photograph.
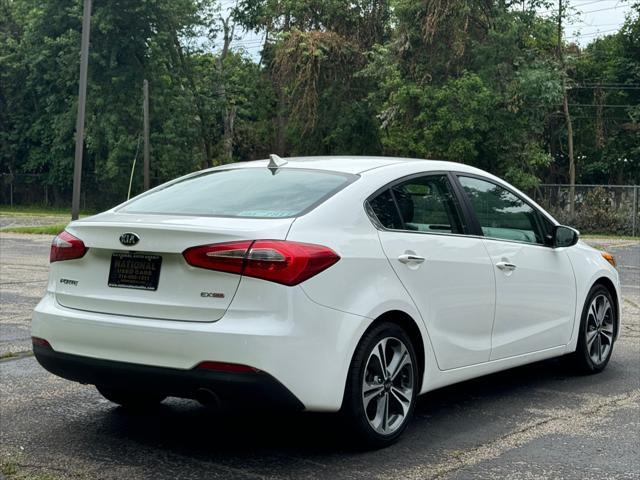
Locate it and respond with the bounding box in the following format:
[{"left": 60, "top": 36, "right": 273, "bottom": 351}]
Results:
[
  {"left": 342, "top": 322, "right": 418, "bottom": 449},
  {"left": 570, "top": 284, "right": 617, "bottom": 374},
  {"left": 96, "top": 385, "right": 166, "bottom": 409}
]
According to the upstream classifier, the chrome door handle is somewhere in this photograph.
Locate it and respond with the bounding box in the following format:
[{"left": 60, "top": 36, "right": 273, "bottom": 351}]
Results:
[
  {"left": 496, "top": 262, "right": 517, "bottom": 271},
  {"left": 398, "top": 254, "right": 426, "bottom": 264}
]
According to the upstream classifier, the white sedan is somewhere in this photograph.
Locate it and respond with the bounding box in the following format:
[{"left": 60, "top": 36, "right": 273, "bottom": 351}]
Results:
[{"left": 32, "top": 156, "right": 621, "bottom": 448}]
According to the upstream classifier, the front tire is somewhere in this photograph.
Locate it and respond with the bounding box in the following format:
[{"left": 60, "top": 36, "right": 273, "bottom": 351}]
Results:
[
  {"left": 571, "top": 284, "right": 617, "bottom": 374},
  {"left": 96, "top": 385, "right": 166, "bottom": 409},
  {"left": 342, "top": 322, "right": 418, "bottom": 449}
]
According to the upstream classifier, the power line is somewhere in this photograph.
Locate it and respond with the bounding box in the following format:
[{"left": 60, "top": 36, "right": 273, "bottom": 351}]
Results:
[
  {"left": 539, "top": 4, "right": 626, "bottom": 15},
  {"left": 524, "top": 104, "right": 637, "bottom": 109},
  {"left": 570, "top": 21, "right": 622, "bottom": 26},
  {"left": 577, "top": 82, "right": 640, "bottom": 86},
  {"left": 580, "top": 4, "right": 628, "bottom": 14},
  {"left": 567, "top": 27, "right": 619, "bottom": 38},
  {"left": 572, "top": 0, "right": 614, "bottom": 6},
  {"left": 571, "top": 85, "right": 640, "bottom": 90},
  {"left": 568, "top": 103, "right": 638, "bottom": 108}
]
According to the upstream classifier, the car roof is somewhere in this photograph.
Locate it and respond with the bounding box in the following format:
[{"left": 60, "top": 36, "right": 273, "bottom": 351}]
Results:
[{"left": 215, "top": 155, "right": 486, "bottom": 175}]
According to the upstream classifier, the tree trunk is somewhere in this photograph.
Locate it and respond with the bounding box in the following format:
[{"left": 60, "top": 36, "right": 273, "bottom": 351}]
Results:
[
  {"left": 222, "top": 105, "right": 237, "bottom": 164},
  {"left": 217, "top": 15, "right": 235, "bottom": 164},
  {"left": 274, "top": 13, "right": 292, "bottom": 155},
  {"left": 595, "top": 84, "right": 604, "bottom": 150},
  {"left": 557, "top": 0, "right": 576, "bottom": 216},
  {"left": 169, "top": 31, "right": 212, "bottom": 169},
  {"left": 562, "top": 89, "right": 575, "bottom": 215},
  {"left": 275, "top": 86, "right": 287, "bottom": 155}
]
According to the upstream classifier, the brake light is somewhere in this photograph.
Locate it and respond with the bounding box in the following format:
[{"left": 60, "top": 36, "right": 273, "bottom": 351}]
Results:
[
  {"left": 182, "top": 240, "right": 340, "bottom": 286},
  {"left": 50, "top": 231, "right": 87, "bottom": 263}
]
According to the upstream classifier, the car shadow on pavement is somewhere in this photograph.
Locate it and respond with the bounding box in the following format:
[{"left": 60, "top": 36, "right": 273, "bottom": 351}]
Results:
[{"left": 87, "top": 356, "right": 585, "bottom": 459}]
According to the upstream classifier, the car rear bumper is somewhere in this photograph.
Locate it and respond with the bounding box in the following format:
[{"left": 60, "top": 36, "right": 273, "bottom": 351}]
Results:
[
  {"left": 33, "top": 343, "right": 304, "bottom": 410},
  {"left": 32, "top": 281, "right": 371, "bottom": 411}
]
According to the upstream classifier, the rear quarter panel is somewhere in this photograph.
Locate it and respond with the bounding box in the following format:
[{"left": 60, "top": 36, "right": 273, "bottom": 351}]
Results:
[{"left": 285, "top": 164, "right": 447, "bottom": 393}]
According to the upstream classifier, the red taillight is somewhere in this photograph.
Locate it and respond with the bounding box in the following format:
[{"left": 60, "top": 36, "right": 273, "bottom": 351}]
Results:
[
  {"left": 182, "top": 240, "right": 340, "bottom": 286},
  {"left": 32, "top": 337, "right": 52, "bottom": 349},
  {"left": 244, "top": 240, "right": 340, "bottom": 286},
  {"left": 183, "top": 240, "right": 253, "bottom": 275},
  {"left": 195, "top": 361, "right": 261, "bottom": 373},
  {"left": 50, "top": 231, "right": 87, "bottom": 263}
]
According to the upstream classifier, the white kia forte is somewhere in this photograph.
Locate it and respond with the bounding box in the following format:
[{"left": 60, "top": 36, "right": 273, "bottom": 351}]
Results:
[{"left": 32, "top": 156, "right": 621, "bottom": 447}]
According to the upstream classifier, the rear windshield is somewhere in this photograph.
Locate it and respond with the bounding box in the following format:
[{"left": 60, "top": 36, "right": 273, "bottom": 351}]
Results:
[{"left": 119, "top": 168, "right": 357, "bottom": 218}]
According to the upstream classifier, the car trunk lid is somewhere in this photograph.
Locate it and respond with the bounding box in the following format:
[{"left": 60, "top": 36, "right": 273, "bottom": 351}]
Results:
[{"left": 52, "top": 213, "right": 294, "bottom": 322}]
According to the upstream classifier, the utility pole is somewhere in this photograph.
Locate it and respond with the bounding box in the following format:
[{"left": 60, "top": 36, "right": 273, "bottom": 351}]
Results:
[
  {"left": 143, "top": 79, "right": 150, "bottom": 191},
  {"left": 595, "top": 83, "right": 604, "bottom": 149},
  {"left": 557, "top": 0, "right": 576, "bottom": 216},
  {"left": 71, "top": 0, "right": 92, "bottom": 220}
]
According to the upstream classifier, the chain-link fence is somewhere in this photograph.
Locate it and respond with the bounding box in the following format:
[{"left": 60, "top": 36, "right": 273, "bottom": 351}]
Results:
[
  {"left": 1, "top": 174, "right": 638, "bottom": 237},
  {"left": 0, "top": 173, "right": 164, "bottom": 212},
  {"left": 531, "top": 184, "right": 639, "bottom": 237}
]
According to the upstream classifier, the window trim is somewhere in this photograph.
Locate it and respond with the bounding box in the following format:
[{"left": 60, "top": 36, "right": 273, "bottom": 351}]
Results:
[
  {"left": 451, "top": 172, "right": 557, "bottom": 248},
  {"left": 364, "top": 171, "right": 475, "bottom": 237}
]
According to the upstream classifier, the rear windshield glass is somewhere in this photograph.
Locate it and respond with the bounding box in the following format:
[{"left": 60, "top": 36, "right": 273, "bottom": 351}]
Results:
[{"left": 119, "top": 168, "right": 357, "bottom": 218}]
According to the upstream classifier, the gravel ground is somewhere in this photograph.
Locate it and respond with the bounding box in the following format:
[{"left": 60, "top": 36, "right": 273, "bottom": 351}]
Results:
[{"left": 0, "top": 230, "right": 638, "bottom": 480}]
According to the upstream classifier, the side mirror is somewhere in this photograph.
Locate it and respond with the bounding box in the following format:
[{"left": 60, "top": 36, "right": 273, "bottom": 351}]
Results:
[{"left": 550, "top": 225, "right": 579, "bottom": 248}]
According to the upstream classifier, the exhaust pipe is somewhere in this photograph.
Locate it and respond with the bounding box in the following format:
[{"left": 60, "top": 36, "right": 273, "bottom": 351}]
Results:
[{"left": 195, "top": 388, "right": 221, "bottom": 409}]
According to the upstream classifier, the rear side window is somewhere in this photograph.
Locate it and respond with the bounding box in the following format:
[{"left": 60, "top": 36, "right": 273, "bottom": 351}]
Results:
[
  {"left": 368, "top": 174, "right": 466, "bottom": 234},
  {"left": 367, "top": 190, "right": 403, "bottom": 229},
  {"left": 120, "top": 168, "right": 356, "bottom": 218}
]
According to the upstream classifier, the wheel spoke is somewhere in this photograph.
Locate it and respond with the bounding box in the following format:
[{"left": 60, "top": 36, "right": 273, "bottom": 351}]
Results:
[
  {"left": 597, "top": 334, "right": 602, "bottom": 362},
  {"left": 389, "top": 350, "right": 411, "bottom": 381},
  {"left": 369, "top": 348, "right": 385, "bottom": 377},
  {"left": 586, "top": 329, "right": 598, "bottom": 349},
  {"left": 372, "top": 392, "right": 388, "bottom": 432},
  {"left": 599, "top": 297, "right": 611, "bottom": 323},
  {"left": 601, "top": 321, "right": 614, "bottom": 334},
  {"left": 596, "top": 297, "right": 604, "bottom": 325},
  {"left": 363, "top": 383, "right": 384, "bottom": 410},
  {"left": 377, "top": 339, "right": 389, "bottom": 375},
  {"left": 589, "top": 301, "right": 599, "bottom": 327},
  {"left": 600, "top": 330, "right": 613, "bottom": 346},
  {"left": 589, "top": 332, "right": 599, "bottom": 360},
  {"left": 384, "top": 392, "right": 390, "bottom": 432},
  {"left": 390, "top": 387, "right": 411, "bottom": 416}
]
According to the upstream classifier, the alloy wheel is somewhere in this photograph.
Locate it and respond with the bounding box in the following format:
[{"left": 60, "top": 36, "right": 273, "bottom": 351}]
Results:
[
  {"left": 362, "top": 337, "right": 415, "bottom": 435},
  {"left": 586, "top": 294, "right": 614, "bottom": 365}
]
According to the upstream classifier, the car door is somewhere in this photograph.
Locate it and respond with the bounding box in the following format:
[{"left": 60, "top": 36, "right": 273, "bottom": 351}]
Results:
[
  {"left": 455, "top": 175, "right": 577, "bottom": 361},
  {"left": 367, "top": 173, "right": 496, "bottom": 370}
]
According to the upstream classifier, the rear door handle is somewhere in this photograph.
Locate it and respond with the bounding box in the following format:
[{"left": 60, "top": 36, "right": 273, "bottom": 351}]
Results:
[
  {"left": 398, "top": 254, "right": 426, "bottom": 264},
  {"left": 496, "top": 261, "right": 517, "bottom": 271}
]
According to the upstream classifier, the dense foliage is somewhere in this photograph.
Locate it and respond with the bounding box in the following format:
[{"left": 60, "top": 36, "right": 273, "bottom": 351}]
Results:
[{"left": 0, "top": 0, "right": 638, "bottom": 208}]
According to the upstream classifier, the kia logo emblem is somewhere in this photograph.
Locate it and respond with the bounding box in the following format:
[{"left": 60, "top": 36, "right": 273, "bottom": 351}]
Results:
[{"left": 119, "top": 232, "right": 140, "bottom": 246}]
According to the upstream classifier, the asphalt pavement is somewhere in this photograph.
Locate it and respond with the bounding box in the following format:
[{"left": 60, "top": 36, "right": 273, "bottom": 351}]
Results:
[{"left": 1, "top": 232, "right": 638, "bottom": 480}]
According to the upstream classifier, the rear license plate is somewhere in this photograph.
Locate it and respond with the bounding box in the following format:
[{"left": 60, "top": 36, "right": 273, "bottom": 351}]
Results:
[{"left": 108, "top": 252, "right": 162, "bottom": 291}]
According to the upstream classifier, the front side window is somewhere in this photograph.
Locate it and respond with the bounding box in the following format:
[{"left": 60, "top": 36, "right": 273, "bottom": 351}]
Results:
[
  {"left": 458, "top": 176, "right": 549, "bottom": 245},
  {"left": 119, "top": 168, "right": 356, "bottom": 218},
  {"left": 368, "top": 175, "right": 466, "bottom": 234}
]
